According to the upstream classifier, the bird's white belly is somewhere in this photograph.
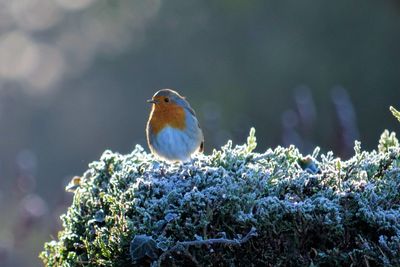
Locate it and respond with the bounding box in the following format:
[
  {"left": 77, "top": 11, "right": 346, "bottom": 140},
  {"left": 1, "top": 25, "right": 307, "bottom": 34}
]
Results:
[{"left": 151, "top": 126, "right": 200, "bottom": 161}]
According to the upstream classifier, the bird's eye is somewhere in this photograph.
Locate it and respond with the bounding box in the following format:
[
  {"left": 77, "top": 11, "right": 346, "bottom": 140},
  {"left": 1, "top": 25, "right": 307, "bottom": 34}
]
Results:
[{"left": 164, "top": 97, "right": 169, "bottom": 103}]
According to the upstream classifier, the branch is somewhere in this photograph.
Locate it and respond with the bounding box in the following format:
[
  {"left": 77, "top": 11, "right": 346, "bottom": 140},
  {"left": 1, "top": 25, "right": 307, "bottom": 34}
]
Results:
[{"left": 157, "top": 227, "right": 258, "bottom": 266}]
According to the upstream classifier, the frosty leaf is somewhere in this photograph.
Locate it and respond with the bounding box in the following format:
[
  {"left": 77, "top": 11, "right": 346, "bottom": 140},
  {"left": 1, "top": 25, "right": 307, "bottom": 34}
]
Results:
[
  {"left": 88, "top": 209, "right": 105, "bottom": 224},
  {"left": 378, "top": 130, "right": 399, "bottom": 153},
  {"left": 390, "top": 106, "right": 400, "bottom": 123},
  {"left": 164, "top": 213, "right": 178, "bottom": 222},
  {"left": 130, "top": 235, "right": 158, "bottom": 261}
]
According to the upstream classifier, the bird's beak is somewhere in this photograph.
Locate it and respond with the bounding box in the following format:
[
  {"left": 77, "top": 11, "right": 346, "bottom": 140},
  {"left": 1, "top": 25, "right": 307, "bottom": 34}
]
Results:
[{"left": 147, "top": 99, "right": 157, "bottom": 104}]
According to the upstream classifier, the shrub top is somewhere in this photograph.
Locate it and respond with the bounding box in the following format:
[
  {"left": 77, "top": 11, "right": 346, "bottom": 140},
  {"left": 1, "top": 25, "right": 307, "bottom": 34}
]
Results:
[{"left": 41, "top": 129, "right": 400, "bottom": 266}]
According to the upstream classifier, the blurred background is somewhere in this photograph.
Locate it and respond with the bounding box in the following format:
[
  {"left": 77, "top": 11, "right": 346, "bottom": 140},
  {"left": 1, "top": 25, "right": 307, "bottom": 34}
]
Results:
[{"left": 0, "top": 0, "right": 400, "bottom": 266}]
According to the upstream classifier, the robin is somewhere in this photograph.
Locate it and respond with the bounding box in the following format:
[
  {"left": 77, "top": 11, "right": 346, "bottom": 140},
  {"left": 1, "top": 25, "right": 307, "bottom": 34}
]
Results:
[{"left": 146, "top": 89, "right": 204, "bottom": 162}]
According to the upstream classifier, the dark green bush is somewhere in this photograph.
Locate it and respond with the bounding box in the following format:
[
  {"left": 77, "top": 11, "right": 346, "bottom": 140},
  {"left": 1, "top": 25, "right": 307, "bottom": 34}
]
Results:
[{"left": 40, "top": 128, "right": 400, "bottom": 266}]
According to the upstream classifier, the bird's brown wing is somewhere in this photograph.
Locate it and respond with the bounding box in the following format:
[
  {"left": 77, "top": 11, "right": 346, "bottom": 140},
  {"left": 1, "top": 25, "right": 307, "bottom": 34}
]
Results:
[
  {"left": 186, "top": 105, "right": 196, "bottom": 117},
  {"left": 199, "top": 140, "right": 204, "bottom": 153},
  {"left": 185, "top": 105, "right": 204, "bottom": 153}
]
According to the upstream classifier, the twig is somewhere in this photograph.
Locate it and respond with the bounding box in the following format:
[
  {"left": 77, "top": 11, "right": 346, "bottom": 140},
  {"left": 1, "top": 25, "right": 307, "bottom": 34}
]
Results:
[
  {"left": 156, "top": 227, "right": 258, "bottom": 266},
  {"left": 182, "top": 248, "right": 200, "bottom": 267}
]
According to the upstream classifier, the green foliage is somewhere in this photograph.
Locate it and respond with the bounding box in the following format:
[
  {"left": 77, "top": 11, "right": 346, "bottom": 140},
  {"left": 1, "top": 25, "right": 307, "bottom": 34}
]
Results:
[
  {"left": 390, "top": 106, "right": 400, "bottom": 123},
  {"left": 41, "top": 129, "right": 400, "bottom": 266},
  {"left": 378, "top": 130, "right": 399, "bottom": 153}
]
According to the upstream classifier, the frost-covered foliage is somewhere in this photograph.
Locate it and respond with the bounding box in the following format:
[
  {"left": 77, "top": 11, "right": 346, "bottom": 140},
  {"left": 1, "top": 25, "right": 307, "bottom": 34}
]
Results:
[
  {"left": 390, "top": 106, "right": 400, "bottom": 123},
  {"left": 41, "top": 128, "right": 400, "bottom": 266}
]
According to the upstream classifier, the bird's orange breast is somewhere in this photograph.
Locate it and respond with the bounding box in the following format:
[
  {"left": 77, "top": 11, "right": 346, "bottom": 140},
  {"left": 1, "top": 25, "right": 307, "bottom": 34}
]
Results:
[{"left": 148, "top": 103, "right": 186, "bottom": 135}]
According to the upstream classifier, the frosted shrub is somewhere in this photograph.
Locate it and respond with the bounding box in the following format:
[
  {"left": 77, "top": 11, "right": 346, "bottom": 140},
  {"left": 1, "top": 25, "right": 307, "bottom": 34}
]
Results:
[{"left": 41, "top": 128, "right": 400, "bottom": 266}]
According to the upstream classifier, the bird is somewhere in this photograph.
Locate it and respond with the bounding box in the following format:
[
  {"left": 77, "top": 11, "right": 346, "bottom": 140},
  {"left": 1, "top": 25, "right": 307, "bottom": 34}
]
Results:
[{"left": 146, "top": 89, "right": 204, "bottom": 162}]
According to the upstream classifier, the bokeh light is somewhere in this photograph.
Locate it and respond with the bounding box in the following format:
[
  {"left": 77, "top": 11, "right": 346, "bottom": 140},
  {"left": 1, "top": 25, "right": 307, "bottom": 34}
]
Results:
[
  {"left": 10, "top": 0, "right": 62, "bottom": 32},
  {"left": 55, "top": 0, "right": 95, "bottom": 11},
  {"left": 0, "top": 31, "right": 39, "bottom": 80}
]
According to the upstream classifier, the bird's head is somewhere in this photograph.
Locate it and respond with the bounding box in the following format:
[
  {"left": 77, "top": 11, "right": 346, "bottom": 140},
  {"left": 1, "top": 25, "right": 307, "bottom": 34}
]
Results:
[{"left": 147, "top": 89, "right": 187, "bottom": 109}]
